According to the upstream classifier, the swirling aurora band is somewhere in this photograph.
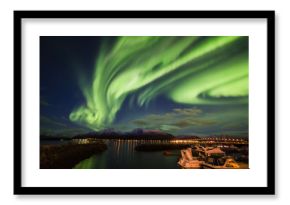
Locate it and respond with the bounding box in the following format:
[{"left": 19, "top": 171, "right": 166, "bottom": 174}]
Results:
[{"left": 69, "top": 36, "right": 248, "bottom": 130}]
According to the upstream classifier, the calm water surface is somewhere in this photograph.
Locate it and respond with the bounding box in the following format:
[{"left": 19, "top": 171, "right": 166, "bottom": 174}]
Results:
[{"left": 74, "top": 140, "right": 180, "bottom": 169}]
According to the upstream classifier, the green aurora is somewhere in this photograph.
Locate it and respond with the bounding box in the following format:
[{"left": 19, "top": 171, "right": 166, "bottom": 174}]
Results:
[{"left": 69, "top": 36, "right": 248, "bottom": 131}]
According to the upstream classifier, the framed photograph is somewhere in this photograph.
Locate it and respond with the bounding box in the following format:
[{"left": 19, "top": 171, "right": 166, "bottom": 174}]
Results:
[{"left": 14, "top": 10, "right": 275, "bottom": 195}]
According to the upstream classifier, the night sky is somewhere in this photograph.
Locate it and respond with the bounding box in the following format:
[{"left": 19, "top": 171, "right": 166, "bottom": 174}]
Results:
[{"left": 40, "top": 36, "right": 248, "bottom": 137}]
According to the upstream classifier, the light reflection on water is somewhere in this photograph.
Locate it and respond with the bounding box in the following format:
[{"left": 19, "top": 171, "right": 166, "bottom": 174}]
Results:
[{"left": 74, "top": 139, "right": 180, "bottom": 169}]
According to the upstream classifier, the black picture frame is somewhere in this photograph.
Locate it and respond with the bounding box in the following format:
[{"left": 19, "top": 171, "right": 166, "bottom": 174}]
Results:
[{"left": 14, "top": 10, "right": 275, "bottom": 195}]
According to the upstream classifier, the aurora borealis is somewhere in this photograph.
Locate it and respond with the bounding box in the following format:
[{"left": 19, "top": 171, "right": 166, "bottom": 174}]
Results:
[{"left": 40, "top": 36, "right": 248, "bottom": 137}]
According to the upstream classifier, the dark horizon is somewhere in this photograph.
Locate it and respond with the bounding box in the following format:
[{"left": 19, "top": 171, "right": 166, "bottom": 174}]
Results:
[{"left": 40, "top": 127, "right": 249, "bottom": 139}]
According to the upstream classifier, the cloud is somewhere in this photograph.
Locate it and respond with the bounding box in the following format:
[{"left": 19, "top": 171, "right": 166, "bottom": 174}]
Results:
[
  {"left": 127, "top": 105, "right": 248, "bottom": 136},
  {"left": 41, "top": 127, "right": 91, "bottom": 136},
  {"left": 40, "top": 95, "right": 51, "bottom": 107},
  {"left": 129, "top": 107, "right": 216, "bottom": 133},
  {"left": 134, "top": 108, "right": 202, "bottom": 123},
  {"left": 221, "top": 121, "right": 248, "bottom": 131},
  {"left": 40, "top": 115, "right": 92, "bottom": 136},
  {"left": 40, "top": 116, "right": 68, "bottom": 128},
  {"left": 172, "top": 118, "right": 216, "bottom": 128},
  {"left": 132, "top": 119, "right": 148, "bottom": 126},
  {"left": 40, "top": 100, "right": 50, "bottom": 106},
  {"left": 160, "top": 124, "right": 180, "bottom": 131},
  {"left": 173, "top": 108, "right": 202, "bottom": 116}
]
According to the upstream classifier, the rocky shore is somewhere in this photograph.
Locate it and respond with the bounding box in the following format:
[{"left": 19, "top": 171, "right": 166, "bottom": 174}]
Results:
[{"left": 40, "top": 143, "right": 107, "bottom": 169}]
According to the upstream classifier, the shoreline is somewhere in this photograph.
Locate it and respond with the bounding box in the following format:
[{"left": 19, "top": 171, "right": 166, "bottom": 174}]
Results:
[{"left": 40, "top": 143, "right": 107, "bottom": 169}]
